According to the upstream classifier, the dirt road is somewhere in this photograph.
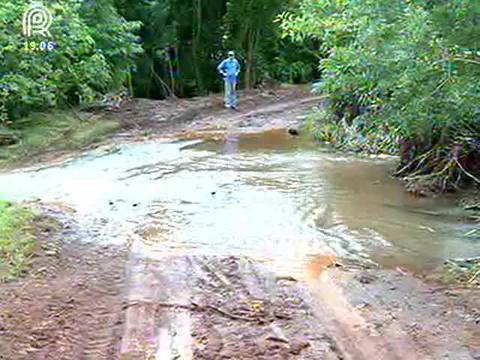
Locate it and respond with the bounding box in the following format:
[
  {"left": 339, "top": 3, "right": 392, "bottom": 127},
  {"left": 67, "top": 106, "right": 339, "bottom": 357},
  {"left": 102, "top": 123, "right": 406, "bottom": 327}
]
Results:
[{"left": 0, "top": 88, "right": 479, "bottom": 359}]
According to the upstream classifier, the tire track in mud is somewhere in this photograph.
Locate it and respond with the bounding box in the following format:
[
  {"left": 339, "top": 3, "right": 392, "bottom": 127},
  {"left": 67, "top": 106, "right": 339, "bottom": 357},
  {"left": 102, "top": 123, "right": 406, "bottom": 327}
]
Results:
[
  {"left": 120, "top": 251, "right": 343, "bottom": 359},
  {"left": 119, "top": 249, "right": 478, "bottom": 360},
  {"left": 188, "top": 256, "right": 341, "bottom": 359}
]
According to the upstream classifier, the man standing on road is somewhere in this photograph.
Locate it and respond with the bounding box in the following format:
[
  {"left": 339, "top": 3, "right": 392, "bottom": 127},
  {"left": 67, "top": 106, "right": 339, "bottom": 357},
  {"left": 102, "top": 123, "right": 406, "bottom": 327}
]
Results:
[{"left": 217, "top": 51, "right": 240, "bottom": 109}]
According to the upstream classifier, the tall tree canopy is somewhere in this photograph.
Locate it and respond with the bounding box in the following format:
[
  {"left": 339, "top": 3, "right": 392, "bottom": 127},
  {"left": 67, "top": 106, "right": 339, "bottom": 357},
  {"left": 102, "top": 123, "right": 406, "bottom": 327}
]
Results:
[
  {"left": 0, "top": 0, "right": 313, "bottom": 122},
  {"left": 116, "top": 0, "right": 313, "bottom": 98}
]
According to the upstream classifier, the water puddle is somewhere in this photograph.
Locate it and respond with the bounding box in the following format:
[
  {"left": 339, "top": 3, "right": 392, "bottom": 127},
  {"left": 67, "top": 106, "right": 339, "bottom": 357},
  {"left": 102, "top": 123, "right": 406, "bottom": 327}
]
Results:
[{"left": 0, "top": 129, "right": 478, "bottom": 273}]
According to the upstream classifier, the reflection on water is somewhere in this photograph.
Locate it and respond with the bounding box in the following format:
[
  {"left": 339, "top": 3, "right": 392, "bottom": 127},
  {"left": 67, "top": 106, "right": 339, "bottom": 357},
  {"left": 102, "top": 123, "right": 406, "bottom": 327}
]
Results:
[{"left": 0, "top": 129, "right": 478, "bottom": 272}]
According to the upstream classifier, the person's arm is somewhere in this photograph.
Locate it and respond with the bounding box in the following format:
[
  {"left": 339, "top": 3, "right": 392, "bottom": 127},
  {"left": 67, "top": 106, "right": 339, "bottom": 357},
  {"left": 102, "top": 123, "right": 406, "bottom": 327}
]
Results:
[
  {"left": 235, "top": 59, "right": 240, "bottom": 77},
  {"left": 217, "top": 60, "right": 226, "bottom": 76}
]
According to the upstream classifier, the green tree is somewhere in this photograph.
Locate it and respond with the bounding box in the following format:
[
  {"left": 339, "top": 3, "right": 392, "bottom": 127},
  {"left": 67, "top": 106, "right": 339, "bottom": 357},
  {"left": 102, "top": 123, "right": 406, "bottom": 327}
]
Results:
[
  {"left": 281, "top": 0, "right": 480, "bottom": 192},
  {"left": 0, "top": 0, "right": 142, "bottom": 122},
  {"left": 116, "top": 0, "right": 313, "bottom": 97},
  {"left": 223, "top": 0, "right": 285, "bottom": 89}
]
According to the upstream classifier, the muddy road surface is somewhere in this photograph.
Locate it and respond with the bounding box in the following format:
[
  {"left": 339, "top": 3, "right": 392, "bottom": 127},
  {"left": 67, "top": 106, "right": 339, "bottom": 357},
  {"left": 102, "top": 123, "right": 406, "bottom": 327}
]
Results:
[{"left": 0, "top": 88, "right": 479, "bottom": 359}]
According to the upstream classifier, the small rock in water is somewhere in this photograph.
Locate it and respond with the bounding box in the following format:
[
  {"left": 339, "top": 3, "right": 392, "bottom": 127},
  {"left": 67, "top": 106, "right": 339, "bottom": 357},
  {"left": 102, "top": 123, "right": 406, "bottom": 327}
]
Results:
[
  {"left": 132, "top": 203, "right": 140, "bottom": 207},
  {"left": 211, "top": 191, "right": 216, "bottom": 195},
  {"left": 356, "top": 273, "right": 377, "bottom": 284}
]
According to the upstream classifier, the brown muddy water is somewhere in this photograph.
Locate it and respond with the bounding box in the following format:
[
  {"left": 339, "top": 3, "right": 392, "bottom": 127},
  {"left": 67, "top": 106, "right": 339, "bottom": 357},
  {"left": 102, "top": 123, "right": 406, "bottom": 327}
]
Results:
[{"left": 0, "top": 129, "right": 478, "bottom": 275}]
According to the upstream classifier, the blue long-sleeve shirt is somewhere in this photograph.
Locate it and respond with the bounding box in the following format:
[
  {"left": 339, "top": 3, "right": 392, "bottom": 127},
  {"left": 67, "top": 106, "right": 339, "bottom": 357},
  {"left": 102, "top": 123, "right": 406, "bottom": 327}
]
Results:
[{"left": 217, "top": 58, "right": 240, "bottom": 84}]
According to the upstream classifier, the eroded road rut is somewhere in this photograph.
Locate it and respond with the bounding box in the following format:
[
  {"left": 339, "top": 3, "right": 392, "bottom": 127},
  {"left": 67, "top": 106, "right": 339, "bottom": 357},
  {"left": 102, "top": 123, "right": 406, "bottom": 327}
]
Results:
[{"left": 0, "top": 89, "right": 479, "bottom": 359}]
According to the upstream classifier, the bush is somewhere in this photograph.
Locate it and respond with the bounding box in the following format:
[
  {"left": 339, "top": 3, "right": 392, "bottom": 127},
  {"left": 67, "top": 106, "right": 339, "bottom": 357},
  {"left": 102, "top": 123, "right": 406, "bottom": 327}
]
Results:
[
  {"left": 281, "top": 0, "right": 480, "bottom": 192},
  {"left": 0, "top": 0, "right": 142, "bottom": 122}
]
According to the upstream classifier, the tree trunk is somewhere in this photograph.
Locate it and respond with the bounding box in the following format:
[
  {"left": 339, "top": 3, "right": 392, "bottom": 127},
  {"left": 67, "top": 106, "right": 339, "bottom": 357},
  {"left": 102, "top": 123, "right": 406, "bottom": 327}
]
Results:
[
  {"left": 192, "top": 0, "right": 203, "bottom": 94},
  {"left": 127, "top": 69, "right": 134, "bottom": 97},
  {"left": 166, "top": 47, "right": 175, "bottom": 96},
  {"left": 245, "top": 29, "right": 258, "bottom": 90}
]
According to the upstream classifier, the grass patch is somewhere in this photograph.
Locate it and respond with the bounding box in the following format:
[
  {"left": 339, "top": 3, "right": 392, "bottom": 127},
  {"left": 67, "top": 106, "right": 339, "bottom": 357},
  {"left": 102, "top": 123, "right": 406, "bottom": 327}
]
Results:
[
  {"left": 0, "top": 201, "right": 37, "bottom": 281},
  {"left": 0, "top": 110, "right": 120, "bottom": 167}
]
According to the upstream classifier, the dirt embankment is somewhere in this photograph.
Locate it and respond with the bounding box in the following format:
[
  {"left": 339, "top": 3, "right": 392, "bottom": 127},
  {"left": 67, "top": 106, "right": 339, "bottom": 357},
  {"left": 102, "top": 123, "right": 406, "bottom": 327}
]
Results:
[
  {"left": 114, "top": 86, "right": 319, "bottom": 138},
  {"left": 3, "top": 86, "right": 320, "bottom": 171}
]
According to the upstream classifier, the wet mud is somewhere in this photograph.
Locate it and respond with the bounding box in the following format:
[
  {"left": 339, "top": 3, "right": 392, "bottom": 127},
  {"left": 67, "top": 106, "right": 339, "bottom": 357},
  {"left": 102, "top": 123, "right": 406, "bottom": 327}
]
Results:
[
  {"left": 0, "top": 207, "right": 128, "bottom": 359},
  {"left": 120, "top": 255, "right": 342, "bottom": 359},
  {"left": 312, "top": 267, "right": 480, "bottom": 359}
]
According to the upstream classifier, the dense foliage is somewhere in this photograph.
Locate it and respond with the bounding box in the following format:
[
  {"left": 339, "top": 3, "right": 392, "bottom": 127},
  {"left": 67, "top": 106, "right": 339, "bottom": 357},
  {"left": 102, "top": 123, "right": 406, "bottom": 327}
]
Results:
[
  {"left": 0, "top": 0, "right": 141, "bottom": 122},
  {"left": 0, "top": 0, "right": 313, "bottom": 122},
  {"left": 117, "top": 0, "right": 314, "bottom": 98},
  {"left": 5, "top": 0, "right": 478, "bottom": 194},
  {"left": 282, "top": 0, "right": 480, "bottom": 192}
]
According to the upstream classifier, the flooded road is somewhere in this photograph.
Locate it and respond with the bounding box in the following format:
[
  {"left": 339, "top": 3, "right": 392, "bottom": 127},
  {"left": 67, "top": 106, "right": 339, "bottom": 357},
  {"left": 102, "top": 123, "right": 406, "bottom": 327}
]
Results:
[
  {"left": 1, "top": 125, "right": 479, "bottom": 359},
  {"left": 0, "top": 129, "right": 477, "bottom": 273}
]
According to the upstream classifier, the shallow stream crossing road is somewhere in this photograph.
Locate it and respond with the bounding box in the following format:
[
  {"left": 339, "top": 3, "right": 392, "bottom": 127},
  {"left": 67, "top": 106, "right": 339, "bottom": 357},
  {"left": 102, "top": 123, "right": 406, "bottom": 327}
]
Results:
[{"left": 0, "top": 89, "right": 479, "bottom": 359}]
